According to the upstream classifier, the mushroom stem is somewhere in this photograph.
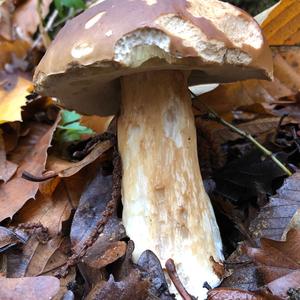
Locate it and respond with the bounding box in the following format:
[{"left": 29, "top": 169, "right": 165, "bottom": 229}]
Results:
[{"left": 118, "top": 70, "right": 223, "bottom": 298}]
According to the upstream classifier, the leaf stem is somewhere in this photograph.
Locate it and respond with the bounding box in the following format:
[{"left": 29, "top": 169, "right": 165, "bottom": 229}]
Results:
[{"left": 190, "top": 89, "right": 292, "bottom": 177}]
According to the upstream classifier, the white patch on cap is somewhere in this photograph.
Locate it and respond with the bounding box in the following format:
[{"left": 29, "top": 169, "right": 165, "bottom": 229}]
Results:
[
  {"left": 114, "top": 28, "right": 170, "bottom": 65},
  {"left": 85, "top": 11, "right": 106, "bottom": 29},
  {"left": 71, "top": 42, "right": 94, "bottom": 58},
  {"left": 143, "top": 0, "right": 157, "bottom": 5},
  {"left": 105, "top": 30, "right": 113, "bottom": 37}
]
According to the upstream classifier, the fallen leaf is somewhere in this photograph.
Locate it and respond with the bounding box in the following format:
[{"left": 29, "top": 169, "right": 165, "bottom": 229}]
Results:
[
  {"left": 0, "top": 39, "right": 29, "bottom": 69},
  {"left": 46, "top": 140, "right": 112, "bottom": 178},
  {"left": 250, "top": 172, "right": 300, "bottom": 241},
  {"left": 213, "top": 150, "right": 287, "bottom": 205},
  {"left": 137, "top": 250, "right": 175, "bottom": 300},
  {"left": 207, "top": 288, "right": 280, "bottom": 300},
  {"left": 0, "top": 119, "right": 59, "bottom": 221},
  {"left": 282, "top": 209, "right": 300, "bottom": 238},
  {"left": 197, "top": 117, "right": 282, "bottom": 169},
  {"left": 0, "top": 0, "right": 14, "bottom": 40},
  {"left": 13, "top": 0, "right": 52, "bottom": 42},
  {"left": 245, "top": 229, "right": 300, "bottom": 298},
  {"left": 13, "top": 184, "right": 74, "bottom": 238},
  {"left": 220, "top": 244, "right": 259, "bottom": 291},
  {"left": 1, "top": 121, "right": 21, "bottom": 153},
  {"left": 0, "top": 226, "right": 26, "bottom": 252},
  {"left": 0, "top": 74, "right": 31, "bottom": 124},
  {"left": 0, "top": 276, "right": 60, "bottom": 300},
  {"left": 71, "top": 166, "right": 126, "bottom": 267},
  {"left": 0, "top": 129, "right": 17, "bottom": 182},
  {"left": 196, "top": 46, "right": 300, "bottom": 117},
  {"left": 86, "top": 271, "right": 150, "bottom": 300},
  {"left": 261, "top": 0, "right": 300, "bottom": 45},
  {"left": 80, "top": 115, "right": 113, "bottom": 134}
]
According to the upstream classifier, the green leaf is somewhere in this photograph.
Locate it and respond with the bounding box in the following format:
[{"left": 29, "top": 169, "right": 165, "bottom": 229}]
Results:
[
  {"left": 61, "top": 0, "right": 85, "bottom": 10},
  {"left": 54, "top": 0, "right": 85, "bottom": 16},
  {"left": 55, "top": 109, "right": 95, "bottom": 145}
]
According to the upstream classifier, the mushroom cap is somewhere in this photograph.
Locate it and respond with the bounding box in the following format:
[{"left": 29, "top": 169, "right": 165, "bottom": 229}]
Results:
[{"left": 34, "top": 0, "right": 273, "bottom": 115}]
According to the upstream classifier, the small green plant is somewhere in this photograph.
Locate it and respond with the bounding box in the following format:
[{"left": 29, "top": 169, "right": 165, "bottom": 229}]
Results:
[
  {"left": 55, "top": 109, "right": 94, "bottom": 145},
  {"left": 54, "top": 0, "right": 85, "bottom": 17}
]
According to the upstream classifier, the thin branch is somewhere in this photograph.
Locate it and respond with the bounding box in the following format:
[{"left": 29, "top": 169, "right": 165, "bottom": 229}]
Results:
[{"left": 190, "top": 89, "right": 292, "bottom": 177}]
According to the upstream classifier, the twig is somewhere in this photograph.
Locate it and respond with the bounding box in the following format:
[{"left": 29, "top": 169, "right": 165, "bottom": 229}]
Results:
[
  {"left": 190, "top": 89, "right": 292, "bottom": 177},
  {"left": 165, "top": 259, "right": 196, "bottom": 300}
]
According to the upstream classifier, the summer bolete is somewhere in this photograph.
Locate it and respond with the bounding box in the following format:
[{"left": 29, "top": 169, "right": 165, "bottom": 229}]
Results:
[{"left": 34, "top": 0, "right": 273, "bottom": 298}]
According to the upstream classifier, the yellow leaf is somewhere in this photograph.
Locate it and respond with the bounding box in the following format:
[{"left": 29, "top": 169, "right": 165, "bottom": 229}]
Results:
[
  {"left": 261, "top": 0, "right": 300, "bottom": 45},
  {"left": 0, "top": 76, "right": 31, "bottom": 124}
]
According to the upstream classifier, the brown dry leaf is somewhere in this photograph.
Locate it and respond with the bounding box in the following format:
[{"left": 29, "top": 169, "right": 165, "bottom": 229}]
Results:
[
  {"left": 0, "top": 39, "right": 29, "bottom": 69},
  {"left": 207, "top": 288, "right": 280, "bottom": 300},
  {"left": 196, "top": 46, "right": 300, "bottom": 117},
  {"left": 6, "top": 185, "right": 74, "bottom": 278},
  {"left": 40, "top": 238, "right": 76, "bottom": 300},
  {"left": 0, "top": 0, "right": 14, "bottom": 40},
  {"left": 0, "top": 119, "right": 59, "bottom": 221},
  {"left": 13, "top": 184, "right": 74, "bottom": 238},
  {"left": 197, "top": 117, "right": 281, "bottom": 169},
  {"left": 245, "top": 229, "right": 300, "bottom": 298},
  {"left": 46, "top": 140, "right": 112, "bottom": 178},
  {"left": 87, "top": 271, "right": 150, "bottom": 300},
  {"left": 260, "top": 0, "right": 300, "bottom": 45},
  {"left": 0, "top": 276, "right": 60, "bottom": 300},
  {"left": 283, "top": 209, "right": 300, "bottom": 238},
  {"left": 0, "top": 74, "right": 31, "bottom": 124},
  {"left": 71, "top": 166, "right": 126, "bottom": 268},
  {"left": 13, "top": 0, "right": 52, "bottom": 42},
  {"left": 0, "top": 226, "right": 25, "bottom": 251},
  {"left": 1, "top": 121, "right": 21, "bottom": 153},
  {"left": 0, "top": 129, "right": 17, "bottom": 182},
  {"left": 249, "top": 172, "right": 300, "bottom": 241},
  {"left": 80, "top": 115, "right": 113, "bottom": 134}
]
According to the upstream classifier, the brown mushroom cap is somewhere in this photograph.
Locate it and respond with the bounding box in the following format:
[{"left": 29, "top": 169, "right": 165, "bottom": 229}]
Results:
[{"left": 34, "top": 0, "right": 273, "bottom": 115}]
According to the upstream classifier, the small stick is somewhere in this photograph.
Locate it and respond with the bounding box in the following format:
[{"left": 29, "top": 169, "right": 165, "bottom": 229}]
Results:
[
  {"left": 22, "top": 170, "right": 57, "bottom": 182},
  {"left": 190, "top": 89, "right": 292, "bottom": 177},
  {"left": 165, "top": 259, "right": 196, "bottom": 300}
]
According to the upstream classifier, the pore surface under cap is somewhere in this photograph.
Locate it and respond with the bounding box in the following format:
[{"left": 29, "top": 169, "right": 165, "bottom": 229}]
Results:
[{"left": 34, "top": 0, "right": 273, "bottom": 115}]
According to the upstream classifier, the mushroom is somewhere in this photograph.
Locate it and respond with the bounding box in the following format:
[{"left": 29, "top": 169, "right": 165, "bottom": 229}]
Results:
[{"left": 33, "top": 0, "right": 273, "bottom": 298}]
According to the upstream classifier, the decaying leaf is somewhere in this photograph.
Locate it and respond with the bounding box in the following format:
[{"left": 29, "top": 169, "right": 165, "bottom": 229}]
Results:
[
  {"left": 13, "top": 0, "right": 52, "bottom": 41},
  {"left": 87, "top": 271, "right": 150, "bottom": 300},
  {"left": 0, "top": 226, "right": 26, "bottom": 252},
  {"left": 71, "top": 165, "right": 126, "bottom": 268},
  {"left": 250, "top": 172, "right": 300, "bottom": 241},
  {"left": 0, "top": 119, "right": 59, "bottom": 221},
  {"left": 283, "top": 209, "right": 300, "bottom": 238},
  {"left": 0, "top": 276, "right": 60, "bottom": 300},
  {"left": 47, "top": 140, "right": 112, "bottom": 178},
  {"left": 0, "top": 0, "right": 14, "bottom": 40},
  {"left": 137, "top": 250, "right": 175, "bottom": 300},
  {"left": 80, "top": 115, "right": 113, "bottom": 134},
  {"left": 244, "top": 229, "right": 300, "bottom": 298},
  {"left": 0, "top": 128, "right": 17, "bottom": 182},
  {"left": 196, "top": 45, "right": 300, "bottom": 117},
  {"left": 207, "top": 288, "right": 280, "bottom": 300},
  {"left": 0, "top": 40, "right": 29, "bottom": 69}
]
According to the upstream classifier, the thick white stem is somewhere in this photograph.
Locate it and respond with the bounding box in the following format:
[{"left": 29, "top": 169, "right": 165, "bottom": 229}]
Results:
[{"left": 118, "top": 70, "right": 224, "bottom": 299}]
